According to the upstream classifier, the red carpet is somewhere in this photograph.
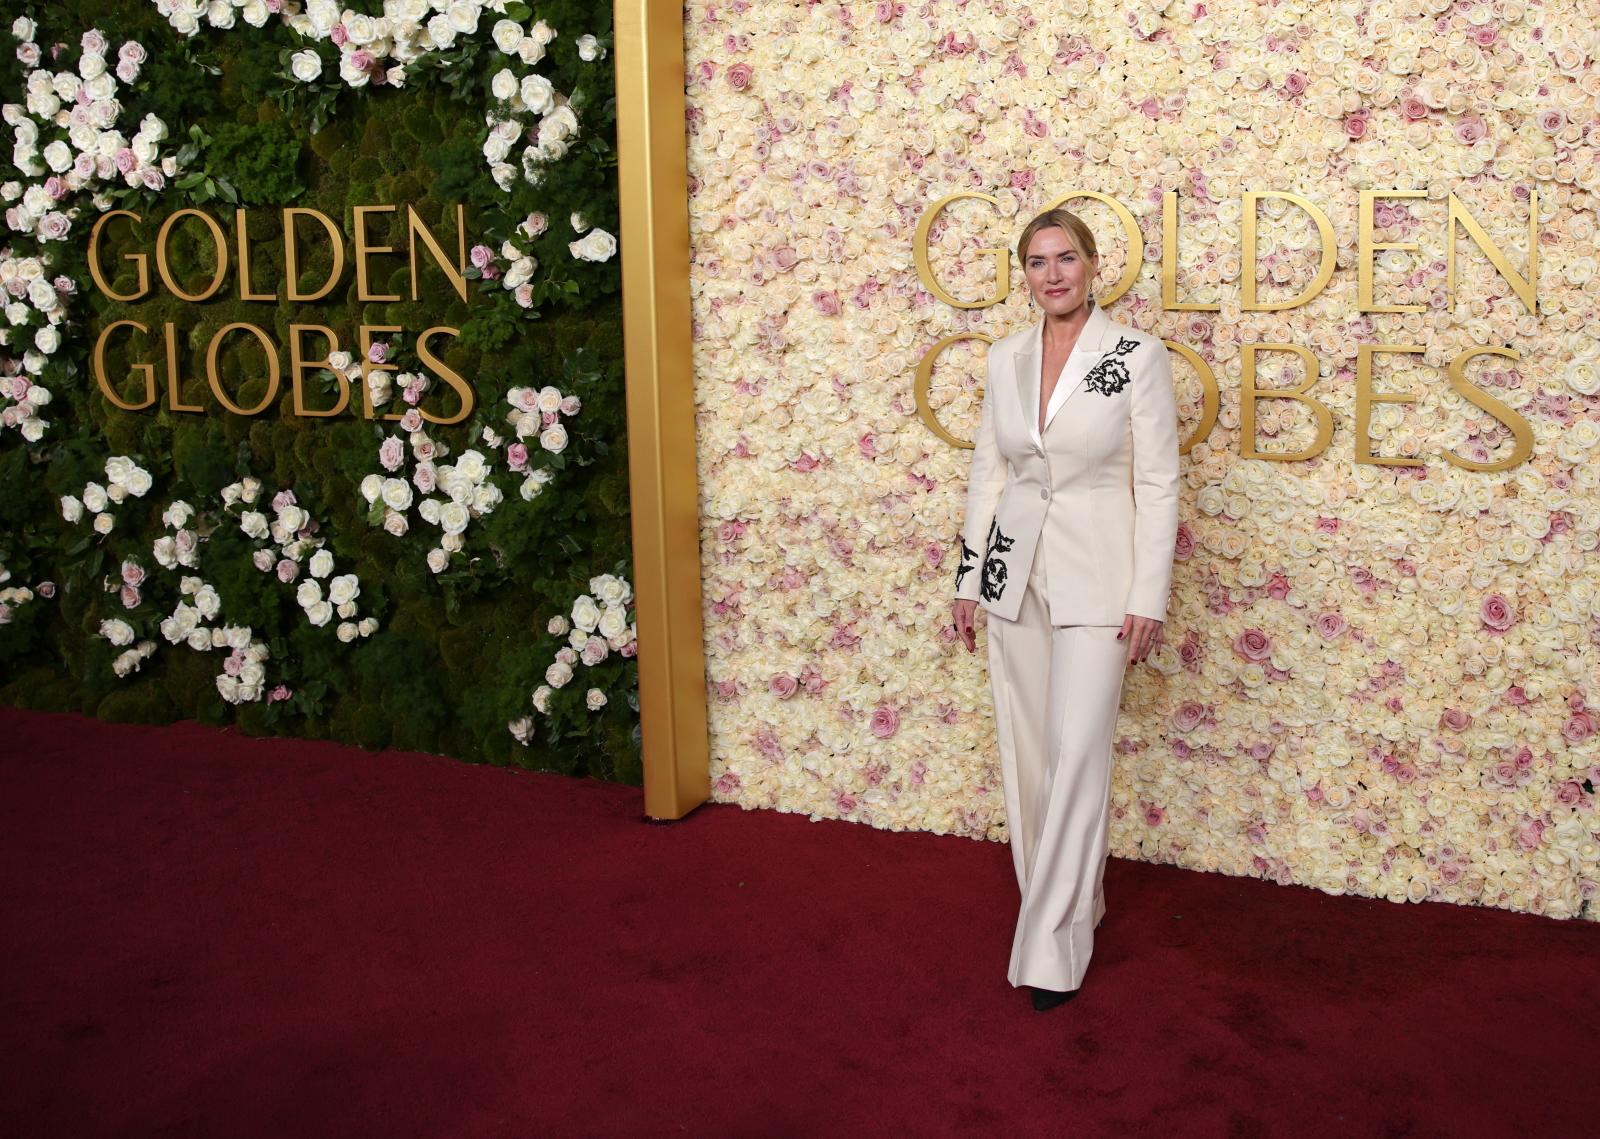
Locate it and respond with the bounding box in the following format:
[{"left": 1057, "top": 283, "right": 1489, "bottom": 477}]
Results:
[{"left": 0, "top": 707, "right": 1593, "bottom": 1137}]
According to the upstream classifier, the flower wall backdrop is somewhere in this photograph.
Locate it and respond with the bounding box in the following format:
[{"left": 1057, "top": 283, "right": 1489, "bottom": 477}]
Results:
[
  {"left": 685, "top": 0, "right": 1600, "bottom": 918},
  {"left": 1, "top": 1, "right": 639, "bottom": 779}
]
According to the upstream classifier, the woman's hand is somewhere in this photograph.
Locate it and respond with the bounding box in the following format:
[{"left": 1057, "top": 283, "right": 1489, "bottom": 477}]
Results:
[
  {"left": 1117, "top": 614, "right": 1163, "bottom": 666},
  {"left": 951, "top": 599, "right": 978, "bottom": 653}
]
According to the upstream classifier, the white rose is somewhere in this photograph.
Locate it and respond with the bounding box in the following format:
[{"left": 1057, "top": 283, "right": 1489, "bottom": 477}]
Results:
[
  {"left": 123, "top": 467, "right": 153, "bottom": 497},
  {"left": 193, "top": 585, "right": 220, "bottom": 619},
  {"left": 337, "top": 621, "right": 358, "bottom": 643},
  {"left": 32, "top": 325, "right": 59, "bottom": 354},
  {"left": 290, "top": 50, "right": 323, "bottom": 83},
  {"left": 382, "top": 510, "right": 408, "bottom": 537},
  {"left": 344, "top": 14, "right": 378, "bottom": 45},
  {"left": 425, "top": 14, "right": 457, "bottom": 48},
  {"left": 99, "top": 618, "right": 134, "bottom": 646},
  {"left": 426, "top": 547, "right": 449, "bottom": 574},
  {"left": 92, "top": 512, "right": 115, "bottom": 535},
  {"left": 308, "top": 549, "right": 334, "bottom": 578},
  {"left": 437, "top": 500, "right": 470, "bottom": 535},
  {"left": 104, "top": 457, "right": 135, "bottom": 487},
  {"left": 597, "top": 604, "right": 628, "bottom": 641},
  {"left": 545, "top": 660, "right": 573, "bottom": 688},
  {"left": 519, "top": 74, "right": 555, "bottom": 114},
  {"left": 305, "top": 600, "right": 333, "bottom": 627},
  {"left": 531, "top": 685, "right": 552, "bottom": 713},
  {"left": 357, "top": 617, "right": 378, "bottom": 636},
  {"left": 576, "top": 35, "right": 604, "bottom": 62},
  {"left": 570, "top": 595, "right": 600, "bottom": 632},
  {"left": 380, "top": 477, "right": 413, "bottom": 512},
  {"left": 296, "top": 580, "right": 322, "bottom": 609},
  {"left": 454, "top": 450, "right": 487, "bottom": 482},
  {"left": 490, "top": 68, "right": 518, "bottom": 101},
  {"left": 492, "top": 19, "right": 524, "bottom": 54},
  {"left": 240, "top": 511, "right": 268, "bottom": 540},
  {"left": 539, "top": 423, "right": 568, "bottom": 453},
  {"left": 60, "top": 494, "right": 83, "bottom": 522},
  {"left": 359, "top": 473, "right": 384, "bottom": 504},
  {"left": 186, "top": 628, "right": 212, "bottom": 652},
  {"left": 328, "top": 574, "right": 359, "bottom": 606},
  {"left": 569, "top": 228, "right": 618, "bottom": 262},
  {"left": 12, "top": 17, "right": 36, "bottom": 40},
  {"left": 446, "top": 0, "right": 480, "bottom": 34},
  {"left": 585, "top": 688, "right": 607, "bottom": 711}
]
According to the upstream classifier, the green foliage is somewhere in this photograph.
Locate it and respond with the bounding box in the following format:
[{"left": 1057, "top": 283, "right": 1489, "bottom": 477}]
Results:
[{"left": 0, "top": 2, "right": 638, "bottom": 782}]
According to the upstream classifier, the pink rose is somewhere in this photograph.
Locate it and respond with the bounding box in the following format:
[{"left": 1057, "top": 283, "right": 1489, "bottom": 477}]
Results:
[
  {"left": 1232, "top": 628, "right": 1272, "bottom": 662},
  {"left": 1282, "top": 71, "right": 1307, "bottom": 97},
  {"left": 1173, "top": 523, "right": 1194, "bottom": 560},
  {"left": 276, "top": 559, "right": 299, "bottom": 583},
  {"left": 119, "top": 585, "right": 140, "bottom": 610},
  {"left": 1439, "top": 708, "right": 1471, "bottom": 732},
  {"left": 506, "top": 442, "right": 529, "bottom": 471},
  {"left": 267, "top": 685, "right": 292, "bottom": 704},
  {"left": 726, "top": 62, "right": 753, "bottom": 90},
  {"left": 1344, "top": 112, "right": 1369, "bottom": 140},
  {"left": 271, "top": 489, "right": 297, "bottom": 511},
  {"left": 869, "top": 705, "right": 900, "bottom": 738},
  {"left": 367, "top": 340, "right": 388, "bottom": 364},
  {"left": 812, "top": 290, "right": 841, "bottom": 315},
  {"left": 36, "top": 581, "right": 55, "bottom": 598},
  {"left": 378, "top": 436, "right": 404, "bottom": 471},
  {"left": 121, "top": 560, "right": 145, "bottom": 586},
  {"left": 1504, "top": 685, "right": 1527, "bottom": 706},
  {"left": 769, "top": 674, "right": 798, "bottom": 699},
  {"left": 1315, "top": 612, "right": 1347, "bottom": 640},
  {"left": 1454, "top": 117, "right": 1486, "bottom": 144},
  {"left": 470, "top": 244, "right": 494, "bottom": 269},
  {"left": 1399, "top": 97, "right": 1429, "bottom": 120},
  {"left": 559, "top": 395, "right": 581, "bottom": 416},
  {"left": 252, "top": 549, "right": 274, "bottom": 572},
  {"left": 412, "top": 463, "right": 437, "bottom": 493},
  {"left": 399, "top": 408, "right": 423, "bottom": 433},
  {"left": 1171, "top": 701, "right": 1205, "bottom": 732},
  {"left": 331, "top": 24, "right": 349, "bottom": 45},
  {"left": 1537, "top": 109, "right": 1566, "bottom": 134},
  {"left": 140, "top": 168, "right": 164, "bottom": 192},
  {"left": 1480, "top": 593, "right": 1516, "bottom": 632},
  {"left": 1563, "top": 712, "right": 1595, "bottom": 744},
  {"left": 1145, "top": 805, "right": 1166, "bottom": 826}
]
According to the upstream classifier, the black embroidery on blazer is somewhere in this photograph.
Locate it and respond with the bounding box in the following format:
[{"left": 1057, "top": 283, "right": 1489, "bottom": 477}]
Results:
[
  {"left": 954, "top": 537, "right": 979, "bottom": 593},
  {"left": 1083, "top": 337, "right": 1140, "bottom": 397},
  {"left": 980, "top": 519, "right": 1014, "bottom": 602}
]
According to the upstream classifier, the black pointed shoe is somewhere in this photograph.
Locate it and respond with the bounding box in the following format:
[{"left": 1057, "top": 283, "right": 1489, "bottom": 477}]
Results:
[{"left": 1030, "top": 986, "right": 1078, "bottom": 1012}]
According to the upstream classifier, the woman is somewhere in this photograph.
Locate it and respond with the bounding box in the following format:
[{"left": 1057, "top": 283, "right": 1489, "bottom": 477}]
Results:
[{"left": 950, "top": 208, "right": 1180, "bottom": 1013}]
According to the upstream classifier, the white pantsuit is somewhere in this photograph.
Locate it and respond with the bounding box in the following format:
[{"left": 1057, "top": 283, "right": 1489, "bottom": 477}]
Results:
[{"left": 954, "top": 300, "right": 1180, "bottom": 992}]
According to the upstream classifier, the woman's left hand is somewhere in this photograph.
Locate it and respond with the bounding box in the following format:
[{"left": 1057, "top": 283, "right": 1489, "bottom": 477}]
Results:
[{"left": 1117, "top": 614, "right": 1163, "bottom": 666}]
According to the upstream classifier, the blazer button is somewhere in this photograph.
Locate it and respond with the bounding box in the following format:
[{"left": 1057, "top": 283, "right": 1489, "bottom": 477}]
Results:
[{"left": 1039, "top": 488, "right": 1049, "bottom": 501}]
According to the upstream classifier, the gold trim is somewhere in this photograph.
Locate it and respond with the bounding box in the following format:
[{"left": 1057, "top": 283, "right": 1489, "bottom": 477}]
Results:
[{"left": 614, "top": 4, "right": 711, "bottom": 819}]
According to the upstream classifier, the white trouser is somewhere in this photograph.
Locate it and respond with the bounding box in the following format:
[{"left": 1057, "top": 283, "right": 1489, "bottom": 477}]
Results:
[{"left": 986, "top": 543, "right": 1128, "bottom": 991}]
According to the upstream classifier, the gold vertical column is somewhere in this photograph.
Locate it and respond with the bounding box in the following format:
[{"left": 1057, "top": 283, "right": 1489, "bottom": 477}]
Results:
[{"left": 613, "top": 3, "right": 711, "bottom": 819}]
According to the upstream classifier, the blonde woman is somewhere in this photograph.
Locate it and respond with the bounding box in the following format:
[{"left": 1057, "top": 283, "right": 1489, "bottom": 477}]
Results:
[{"left": 951, "top": 208, "right": 1180, "bottom": 1012}]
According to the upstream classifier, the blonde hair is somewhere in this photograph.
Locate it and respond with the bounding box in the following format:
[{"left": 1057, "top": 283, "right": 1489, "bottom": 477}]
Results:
[{"left": 1016, "top": 208, "right": 1099, "bottom": 267}]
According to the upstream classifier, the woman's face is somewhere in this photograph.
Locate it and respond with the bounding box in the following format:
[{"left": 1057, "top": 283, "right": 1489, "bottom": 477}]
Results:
[{"left": 1022, "top": 226, "right": 1097, "bottom": 318}]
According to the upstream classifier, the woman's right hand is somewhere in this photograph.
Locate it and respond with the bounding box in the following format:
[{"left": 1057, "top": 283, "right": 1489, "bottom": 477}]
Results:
[{"left": 951, "top": 599, "right": 978, "bottom": 653}]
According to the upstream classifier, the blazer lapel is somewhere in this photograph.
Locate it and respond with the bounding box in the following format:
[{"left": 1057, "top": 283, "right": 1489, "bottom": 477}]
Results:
[
  {"left": 1041, "top": 301, "right": 1115, "bottom": 435},
  {"left": 1012, "top": 316, "right": 1043, "bottom": 439}
]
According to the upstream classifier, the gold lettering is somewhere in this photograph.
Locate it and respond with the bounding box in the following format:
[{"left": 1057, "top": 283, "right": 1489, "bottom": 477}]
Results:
[
  {"left": 235, "top": 208, "right": 276, "bottom": 302},
  {"left": 283, "top": 207, "right": 345, "bottom": 302},
  {"left": 407, "top": 205, "right": 468, "bottom": 303},
  {"left": 87, "top": 210, "right": 149, "bottom": 301},
  {"left": 1163, "top": 340, "right": 1220, "bottom": 455},
  {"left": 1354, "top": 344, "right": 1426, "bottom": 467},
  {"left": 92, "top": 320, "right": 156, "bottom": 410},
  {"left": 913, "top": 332, "right": 994, "bottom": 448},
  {"left": 1161, "top": 193, "right": 1219, "bottom": 312},
  {"left": 1357, "top": 190, "right": 1426, "bottom": 313},
  {"left": 1242, "top": 191, "right": 1336, "bottom": 311},
  {"left": 155, "top": 208, "right": 228, "bottom": 302},
  {"left": 1444, "top": 346, "right": 1534, "bottom": 472},
  {"left": 288, "top": 324, "right": 349, "bottom": 418},
  {"left": 1448, "top": 190, "right": 1538, "bottom": 312},
  {"left": 1238, "top": 343, "right": 1332, "bottom": 462},
  {"left": 163, "top": 322, "right": 204, "bottom": 413},
  {"left": 417, "top": 326, "right": 474, "bottom": 425},
  {"left": 353, "top": 204, "right": 401, "bottom": 302},
  {"left": 912, "top": 193, "right": 1009, "bottom": 309},
  {"left": 204, "top": 322, "right": 282, "bottom": 416}
]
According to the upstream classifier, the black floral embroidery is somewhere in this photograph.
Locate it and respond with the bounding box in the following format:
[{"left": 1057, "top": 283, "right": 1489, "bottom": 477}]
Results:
[
  {"left": 1083, "top": 337, "right": 1140, "bottom": 396},
  {"left": 954, "top": 537, "right": 979, "bottom": 593},
  {"left": 980, "top": 519, "right": 1014, "bottom": 602}
]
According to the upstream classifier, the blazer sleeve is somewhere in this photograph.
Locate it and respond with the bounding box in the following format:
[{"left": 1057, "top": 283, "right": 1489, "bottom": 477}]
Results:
[
  {"left": 1124, "top": 341, "right": 1181, "bottom": 622},
  {"left": 953, "top": 353, "right": 1007, "bottom": 603}
]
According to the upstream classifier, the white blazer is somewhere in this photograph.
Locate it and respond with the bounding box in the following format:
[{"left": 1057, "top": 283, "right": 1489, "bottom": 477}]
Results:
[{"left": 953, "top": 300, "right": 1181, "bottom": 625}]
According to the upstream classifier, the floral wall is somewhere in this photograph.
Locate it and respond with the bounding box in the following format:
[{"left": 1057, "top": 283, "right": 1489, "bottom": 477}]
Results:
[
  {"left": 1, "top": 1, "right": 640, "bottom": 779},
  {"left": 684, "top": 0, "right": 1600, "bottom": 919}
]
